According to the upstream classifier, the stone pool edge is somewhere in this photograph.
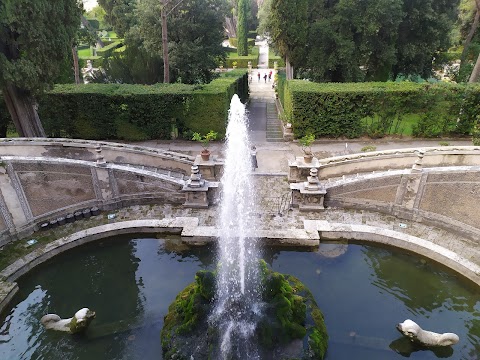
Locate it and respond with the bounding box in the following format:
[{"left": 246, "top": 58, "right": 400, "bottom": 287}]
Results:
[{"left": 1, "top": 217, "right": 479, "bottom": 314}]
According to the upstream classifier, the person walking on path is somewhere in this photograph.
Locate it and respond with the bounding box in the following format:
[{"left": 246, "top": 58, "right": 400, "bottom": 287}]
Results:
[
  {"left": 268, "top": 70, "right": 272, "bottom": 81},
  {"left": 250, "top": 146, "right": 258, "bottom": 171},
  {"left": 257, "top": 72, "right": 261, "bottom": 82},
  {"left": 263, "top": 73, "right": 267, "bottom": 83}
]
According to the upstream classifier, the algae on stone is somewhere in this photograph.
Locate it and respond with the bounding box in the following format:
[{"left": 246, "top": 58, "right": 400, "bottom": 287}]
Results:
[{"left": 161, "top": 261, "right": 328, "bottom": 359}]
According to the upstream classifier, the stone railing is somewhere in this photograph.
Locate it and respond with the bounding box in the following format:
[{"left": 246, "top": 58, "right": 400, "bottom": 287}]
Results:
[
  {"left": 289, "top": 146, "right": 480, "bottom": 182},
  {"left": 0, "top": 138, "right": 195, "bottom": 176}
]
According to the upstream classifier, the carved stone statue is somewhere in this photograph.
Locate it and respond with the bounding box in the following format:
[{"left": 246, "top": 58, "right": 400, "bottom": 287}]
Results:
[
  {"left": 41, "top": 308, "right": 96, "bottom": 334},
  {"left": 396, "top": 319, "right": 459, "bottom": 347}
]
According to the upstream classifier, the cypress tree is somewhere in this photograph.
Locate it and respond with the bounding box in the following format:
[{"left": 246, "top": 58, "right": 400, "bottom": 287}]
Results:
[{"left": 237, "top": 0, "right": 248, "bottom": 56}]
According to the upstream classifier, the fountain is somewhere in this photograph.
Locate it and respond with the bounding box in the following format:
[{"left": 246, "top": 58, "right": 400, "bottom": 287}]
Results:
[
  {"left": 161, "top": 95, "right": 328, "bottom": 359},
  {"left": 2, "top": 98, "right": 479, "bottom": 359},
  {"left": 210, "top": 94, "right": 262, "bottom": 358}
]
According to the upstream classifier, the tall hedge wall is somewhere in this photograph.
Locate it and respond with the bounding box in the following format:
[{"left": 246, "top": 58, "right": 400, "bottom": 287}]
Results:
[
  {"left": 0, "top": 71, "right": 248, "bottom": 140},
  {"left": 281, "top": 80, "right": 480, "bottom": 138}
]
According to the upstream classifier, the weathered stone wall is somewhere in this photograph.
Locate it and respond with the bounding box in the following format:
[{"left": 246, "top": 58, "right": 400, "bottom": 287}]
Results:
[
  {"left": 0, "top": 156, "right": 187, "bottom": 245},
  {"left": 0, "top": 138, "right": 194, "bottom": 175},
  {"left": 325, "top": 168, "right": 480, "bottom": 240},
  {"left": 420, "top": 172, "right": 480, "bottom": 229},
  {"left": 14, "top": 163, "right": 96, "bottom": 217}
]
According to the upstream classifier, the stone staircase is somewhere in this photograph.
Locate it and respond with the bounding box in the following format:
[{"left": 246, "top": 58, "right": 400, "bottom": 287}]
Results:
[{"left": 266, "top": 101, "right": 284, "bottom": 142}]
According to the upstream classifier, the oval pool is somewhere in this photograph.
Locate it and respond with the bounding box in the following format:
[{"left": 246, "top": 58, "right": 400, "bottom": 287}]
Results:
[{"left": 0, "top": 235, "right": 479, "bottom": 359}]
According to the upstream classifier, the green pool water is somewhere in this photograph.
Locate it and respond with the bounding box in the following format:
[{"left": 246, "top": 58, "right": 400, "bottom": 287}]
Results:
[{"left": 0, "top": 235, "right": 479, "bottom": 359}]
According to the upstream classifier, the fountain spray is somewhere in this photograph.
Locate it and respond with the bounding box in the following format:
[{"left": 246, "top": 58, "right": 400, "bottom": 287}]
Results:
[{"left": 211, "top": 94, "right": 262, "bottom": 359}]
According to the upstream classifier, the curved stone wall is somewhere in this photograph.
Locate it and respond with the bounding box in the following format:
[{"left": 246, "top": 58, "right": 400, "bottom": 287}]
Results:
[
  {"left": 0, "top": 155, "right": 188, "bottom": 245},
  {"left": 325, "top": 166, "right": 480, "bottom": 240}
]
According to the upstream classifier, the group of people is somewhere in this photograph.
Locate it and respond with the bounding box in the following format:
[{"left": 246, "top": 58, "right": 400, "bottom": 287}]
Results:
[{"left": 257, "top": 70, "right": 272, "bottom": 83}]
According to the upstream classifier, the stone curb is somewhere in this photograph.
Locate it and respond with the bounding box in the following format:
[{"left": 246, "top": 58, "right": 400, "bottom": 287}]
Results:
[{"left": 2, "top": 217, "right": 479, "bottom": 315}]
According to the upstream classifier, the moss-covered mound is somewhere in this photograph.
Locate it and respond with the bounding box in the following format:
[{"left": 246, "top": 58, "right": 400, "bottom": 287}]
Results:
[
  {"left": 161, "top": 261, "right": 328, "bottom": 359},
  {"left": 258, "top": 260, "right": 328, "bottom": 359}
]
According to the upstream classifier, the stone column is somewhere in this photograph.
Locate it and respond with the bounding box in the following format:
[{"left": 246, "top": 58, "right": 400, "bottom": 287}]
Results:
[{"left": 411, "top": 149, "right": 425, "bottom": 172}]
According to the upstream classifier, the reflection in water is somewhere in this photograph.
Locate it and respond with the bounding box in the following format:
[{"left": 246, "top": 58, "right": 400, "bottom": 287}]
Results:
[
  {"left": 0, "top": 237, "right": 479, "bottom": 360},
  {"left": 389, "top": 336, "right": 454, "bottom": 358},
  {"left": 362, "top": 245, "right": 480, "bottom": 358}
]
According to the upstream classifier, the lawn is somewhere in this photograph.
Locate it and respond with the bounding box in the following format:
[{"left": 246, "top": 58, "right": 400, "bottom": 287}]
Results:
[
  {"left": 361, "top": 113, "right": 420, "bottom": 137},
  {"left": 78, "top": 47, "right": 93, "bottom": 57}
]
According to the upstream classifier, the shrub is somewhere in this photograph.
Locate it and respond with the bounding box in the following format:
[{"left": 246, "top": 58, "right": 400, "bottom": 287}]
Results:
[
  {"left": 228, "top": 37, "right": 255, "bottom": 48},
  {"left": 36, "top": 71, "right": 248, "bottom": 140},
  {"left": 96, "top": 41, "right": 124, "bottom": 58},
  {"left": 279, "top": 80, "right": 480, "bottom": 139},
  {"left": 361, "top": 145, "right": 377, "bottom": 152}
]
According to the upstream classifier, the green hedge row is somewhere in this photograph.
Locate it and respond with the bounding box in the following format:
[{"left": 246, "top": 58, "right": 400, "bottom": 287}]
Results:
[
  {"left": 281, "top": 80, "right": 480, "bottom": 138},
  {"left": 268, "top": 50, "right": 285, "bottom": 68},
  {"left": 96, "top": 41, "right": 124, "bottom": 57},
  {"left": 0, "top": 71, "right": 248, "bottom": 141},
  {"left": 224, "top": 46, "right": 259, "bottom": 68},
  {"left": 228, "top": 37, "right": 256, "bottom": 48}
]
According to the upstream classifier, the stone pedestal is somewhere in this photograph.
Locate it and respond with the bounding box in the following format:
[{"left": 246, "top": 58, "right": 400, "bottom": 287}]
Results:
[
  {"left": 283, "top": 123, "right": 294, "bottom": 141},
  {"left": 291, "top": 168, "right": 326, "bottom": 211},
  {"left": 182, "top": 165, "right": 210, "bottom": 208},
  {"left": 288, "top": 156, "right": 320, "bottom": 182},
  {"left": 194, "top": 155, "right": 223, "bottom": 181}
]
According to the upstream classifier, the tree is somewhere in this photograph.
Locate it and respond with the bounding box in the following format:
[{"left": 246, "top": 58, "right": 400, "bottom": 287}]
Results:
[
  {"left": 97, "top": 0, "right": 136, "bottom": 37},
  {"left": 268, "top": 0, "right": 309, "bottom": 79},
  {"left": 392, "top": 0, "right": 460, "bottom": 79},
  {"left": 137, "top": 0, "right": 227, "bottom": 84},
  {"left": 301, "top": 0, "right": 403, "bottom": 82},
  {"left": 460, "top": 0, "right": 480, "bottom": 65},
  {"left": 0, "top": 0, "right": 82, "bottom": 137},
  {"left": 92, "top": 27, "right": 164, "bottom": 84},
  {"left": 237, "top": 0, "right": 249, "bottom": 56},
  {"left": 265, "top": 0, "right": 459, "bottom": 82}
]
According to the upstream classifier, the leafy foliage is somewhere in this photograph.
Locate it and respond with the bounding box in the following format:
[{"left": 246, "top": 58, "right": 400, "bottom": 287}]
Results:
[
  {"left": 192, "top": 130, "right": 218, "bottom": 149},
  {"left": 237, "top": 0, "right": 249, "bottom": 56},
  {"left": 36, "top": 71, "right": 248, "bottom": 140},
  {"left": 264, "top": 0, "right": 460, "bottom": 81},
  {"left": 0, "top": 0, "right": 82, "bottom": 93},
  {"left": 280, "top": 80, "right": 480, "bottom": 138}
]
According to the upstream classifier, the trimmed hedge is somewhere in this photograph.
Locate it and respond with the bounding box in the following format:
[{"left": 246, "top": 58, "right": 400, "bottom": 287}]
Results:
[
  {"left": 225, "top": 46, "right": 259, "bottom": 68},
  {"left": 21, "top": 70, "right": 248, "bottom": 141},
  {"left": 96, "top": 41, "right": 124, "bottom": 57},
  {"left": 281, "top": 80, "right": 480, "bottom": 138},
  {"left": 269, "top": 50, "right": 285, "bottom": 68},
  {"left": 228, "top": 37, "right": 256, "bottom": 48}
]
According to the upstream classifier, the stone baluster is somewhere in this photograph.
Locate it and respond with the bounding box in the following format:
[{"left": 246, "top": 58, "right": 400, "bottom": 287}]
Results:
[{"left": 411, "top": 149, "right": 425, "bottom": 172}]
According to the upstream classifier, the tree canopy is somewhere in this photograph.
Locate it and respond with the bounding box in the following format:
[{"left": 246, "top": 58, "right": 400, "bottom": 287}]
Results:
[
  {"left": 0, "top": 0, "right": 82, "bottom": 136},
  {"left": 264, "top": 0, "right": 460, "bottom": 82},
  {"left": 0, "top": 0, "right": 82, "bottom": 93},
  {"left": 97, "top": 0, "right": 228, "bottom": 84}
]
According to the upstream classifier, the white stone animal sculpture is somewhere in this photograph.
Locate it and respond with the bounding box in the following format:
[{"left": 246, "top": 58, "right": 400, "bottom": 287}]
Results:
[
  {"left": 41, "top": 308, "right": 96, "bottom": 334},
  {"left": 396, "top": 319, "right": 459, "bottom": 347}
]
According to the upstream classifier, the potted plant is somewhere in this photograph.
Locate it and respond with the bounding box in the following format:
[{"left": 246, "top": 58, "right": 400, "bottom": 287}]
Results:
[
  {"left": 299, "top": 133, "right": 315, "bottom": 163},
  {"left": 192, "top": 130, "right": 218, "bottom": 161}
]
